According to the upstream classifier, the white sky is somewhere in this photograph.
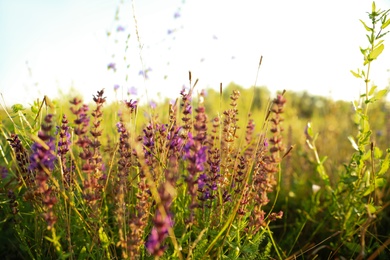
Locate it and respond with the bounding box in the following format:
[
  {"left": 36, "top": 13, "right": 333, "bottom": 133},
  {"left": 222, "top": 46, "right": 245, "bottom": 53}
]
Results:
[{"left": 1, "top": 0, "right": 390, "bottom": 106}]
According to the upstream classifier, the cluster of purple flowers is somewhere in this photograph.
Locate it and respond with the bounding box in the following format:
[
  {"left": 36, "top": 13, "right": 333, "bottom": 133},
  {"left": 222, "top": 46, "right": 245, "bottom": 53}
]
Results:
[
  {"left": 29, "top": 116, "right": 56, "bottom": 173},
  {"left": 29, "top": 114, "right": 58, "bottom": 230}
]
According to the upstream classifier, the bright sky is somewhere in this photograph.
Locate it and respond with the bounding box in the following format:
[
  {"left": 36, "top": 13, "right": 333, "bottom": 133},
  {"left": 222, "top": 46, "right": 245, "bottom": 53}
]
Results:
[{"left": 1, "top": 0, "right": 390, "bottom": 106}]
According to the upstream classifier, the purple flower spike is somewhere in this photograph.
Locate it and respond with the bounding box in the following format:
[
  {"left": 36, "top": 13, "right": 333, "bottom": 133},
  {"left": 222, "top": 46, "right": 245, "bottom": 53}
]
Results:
[
  {"left": 146, "top": 212, "right": 173, "bottom": 257},
  {"left": 30, "top": 137, "right": 56, "bottom": 172}
]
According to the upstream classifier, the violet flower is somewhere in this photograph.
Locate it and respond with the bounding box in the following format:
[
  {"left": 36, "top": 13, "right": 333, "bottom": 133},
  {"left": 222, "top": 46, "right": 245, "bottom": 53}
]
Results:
[
  {"left": 150, "top": 100, "right": 157, "bottom": 109},
  {"left": 107, "top": 62, "right": 116, "bottom": 72},
  {"left": 29, "top": 134, "right": 56, "bottom": 172},
  {"left": 127, "top": 86, "right": 137, "bottom": 95},
  {"left": 146, "top": 212, "right": 173, "bottom": 257},
  {"left": 29, "top": 114, "right": 57, "bottom": 229}
]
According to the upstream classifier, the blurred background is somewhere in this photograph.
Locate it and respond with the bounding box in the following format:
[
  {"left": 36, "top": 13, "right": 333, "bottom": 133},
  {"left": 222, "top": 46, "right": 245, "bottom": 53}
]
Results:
[{"left": 1, "top": 0, "right": 390, "bottom": 106}]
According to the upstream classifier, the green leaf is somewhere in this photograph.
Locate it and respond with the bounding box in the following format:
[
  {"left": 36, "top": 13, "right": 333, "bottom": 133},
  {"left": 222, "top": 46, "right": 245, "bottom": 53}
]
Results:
[
  {"left": 363, "top": 185, "right": 375, "bottom": 196},
  {"left": 375, "top": 89, "right": 388, "bottom": 99},
  {"left": 369, "top": 44, "right": 384, "bottom": 60},
  {"left": 367, "top": 203, "right": 377, "bottom": 214},
  {"left": 368, "top": 85, "right": 377, "bottom": 96},
  {"left": 342, "top": 176, "right": 358, "bottom": 184},
  {"left": 374, "top": 39, "right": 384, "bottom": 48},
  {"left": 372, "top": 1, "right": 376, "bottom": 13},
  {"left": 377, "top": 153, "right": 390, "bottom": 176},
  {"left": 11, "top": 104, "right": 25, "bottom": 113},
  {"left": 306, "top": 122, "right": 313, "bottom": 138},
  {"left": 375, "top": 177, "right": 386, "bottom": 187},
  {"left": 373, "top": 146, "right": 383, "bottom": 159},
  {"left": 360, "top": 19, "right": 373, "bottom": 31},
  {"left": 350, "top": 70, "right": 361, "bottom": 78}
]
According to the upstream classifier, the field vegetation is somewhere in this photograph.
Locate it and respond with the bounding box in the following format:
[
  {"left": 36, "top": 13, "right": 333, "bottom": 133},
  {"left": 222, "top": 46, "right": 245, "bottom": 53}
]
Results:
[{"left": 0, "top": 2, "right": 390, "bottom": 259}]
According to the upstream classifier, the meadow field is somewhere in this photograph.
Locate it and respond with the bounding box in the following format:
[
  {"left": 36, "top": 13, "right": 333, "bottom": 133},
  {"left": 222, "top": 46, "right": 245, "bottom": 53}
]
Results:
[{"left": 1, "top": 2, "right": 390, "bottom": 259}]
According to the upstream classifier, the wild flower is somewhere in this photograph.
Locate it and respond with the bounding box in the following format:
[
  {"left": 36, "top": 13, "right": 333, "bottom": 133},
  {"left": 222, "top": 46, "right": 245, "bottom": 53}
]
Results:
[
  {"left": 173, "top": 11, "right": 180, "bottom": 19},
  {"left": 127, "top": 152, "right": 152, "bottom": 258},
  {"left": 183, "top": 132, "right": 208, "bottom": 221},
  {"left": 150, "top": 100, "right": 157, "bottom": 109},
  {"left": 115, "top": 120, "right": 132, "bottom": 258},
  {"left": 269, "top": 93, "right": 287, "bottom": 161},
  {"left": 116, "top": 25, "right": 125, "bottom": 32},
  {"left": 219, "top": 90, "right": 241, "bottom": 201},
  {"left": 82, "top": 89, "right": 106, "bottom": 207},
  {"left": 114, "top": 84, "right": 120, "bottom": 91},
  {"left": 127, "top": 86, "right": 138, "bottom": 96},
  {"left": 180, "top": 87, "right": 192, "bottom": 133},
  {"left": 30, "top": 114, "right": 57, "bottom": 230},
  {"left": 107, "top": 62, "right": 117, "bottom": 72},
  {"left": 57, "top": 114, "right": 72, "bottom": 188},
  {"left": 7, "top": 134, "right": 33, "bottom": 185},
  {"left": 146, "top": 211, "right": 173, "bottom": 257},
  {"left": 138, "top": 67, "right": 152, "bottom": 79},
  {"left": 29, "top": 116, "right": 56, "bottom": 173}
]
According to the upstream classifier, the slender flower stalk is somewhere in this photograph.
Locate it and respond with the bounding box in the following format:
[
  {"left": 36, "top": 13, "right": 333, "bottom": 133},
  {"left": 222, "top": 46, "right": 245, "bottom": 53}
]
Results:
[
  {"left": 220, "top": 90, "right": 240, "bottom": 190},
  {"left": 180, "top": 87, "right": 193, "bottom": 135},
  {"left": 57, "top": 114, "right": 72, "bottom": 188},
  {"left": 88, "top": 89, "right": 107, "bottom": 200},
  {"left": 146, "top": 123, "right": 182, "bottom": 257},
  {"left": 29, "top": 114, "right": 57, "bottom": 230},
  {"left": 7, "top": 134, "right": 34, "bottom": 186},
  {"left": 115, "top": 121, "right": 131, "bottom": 257}
]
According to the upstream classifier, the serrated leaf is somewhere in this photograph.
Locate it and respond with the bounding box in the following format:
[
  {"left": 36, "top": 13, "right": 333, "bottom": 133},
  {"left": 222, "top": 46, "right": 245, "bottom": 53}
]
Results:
[
  {"left": 350, "top": 70, "right": 361, "bottom": 78},
  {"left": 369, "top": 44, "right": 384, "bottom": 60},
  {"left": 360, "top": 19, "right": 373, "bottom": 31}
]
